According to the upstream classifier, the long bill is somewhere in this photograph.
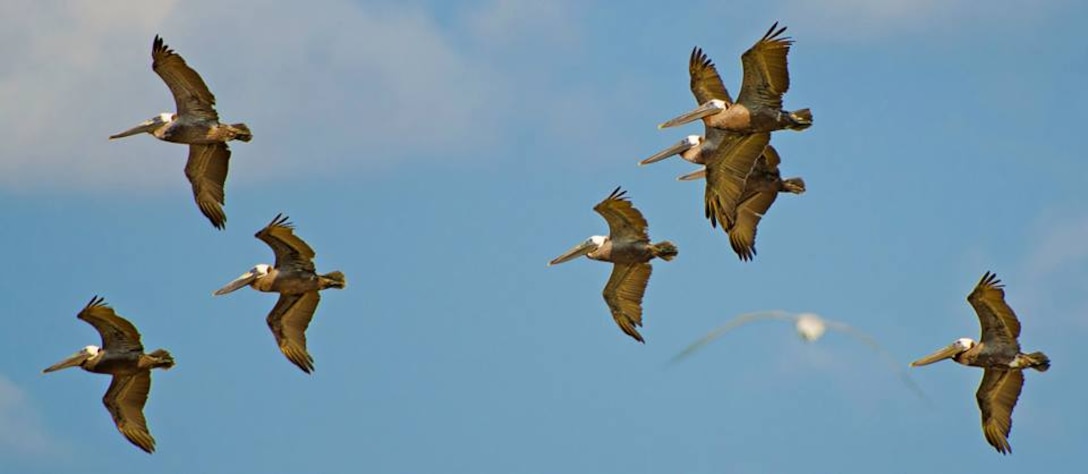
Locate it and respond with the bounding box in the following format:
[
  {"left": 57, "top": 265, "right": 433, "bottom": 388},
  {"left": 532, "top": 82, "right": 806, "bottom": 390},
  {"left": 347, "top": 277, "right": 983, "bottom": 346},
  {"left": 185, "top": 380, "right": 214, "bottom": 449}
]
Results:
[
  {"left": 108, "top": 121, "right": 155, "bottom": 139},
  {"left": 909, "top": 344, "right": 962, "bottom": 367},
  {"left": 212, "top": 271, "right": 258, "bottom": 296},
  {"left": 640, "top": 138, "right": 697, "bottom": 166},
  {"left": 43, "top": 351, "right": 90, "bottom": 373},
  {"left": 677, "top": 167, "right": 707, "bottom": 181},
  {"left": 657, "top": 100, "right": 727, "bottom": 129},
  {"left": 547, "top": 240, "right": 597, "bottom": 266}
]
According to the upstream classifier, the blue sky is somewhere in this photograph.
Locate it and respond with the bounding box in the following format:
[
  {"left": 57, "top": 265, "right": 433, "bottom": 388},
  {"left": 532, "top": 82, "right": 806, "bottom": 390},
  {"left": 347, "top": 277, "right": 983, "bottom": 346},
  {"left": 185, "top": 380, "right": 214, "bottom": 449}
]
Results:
[{"left": 2, "top": 0, "right": 1086, "bottom": 472}]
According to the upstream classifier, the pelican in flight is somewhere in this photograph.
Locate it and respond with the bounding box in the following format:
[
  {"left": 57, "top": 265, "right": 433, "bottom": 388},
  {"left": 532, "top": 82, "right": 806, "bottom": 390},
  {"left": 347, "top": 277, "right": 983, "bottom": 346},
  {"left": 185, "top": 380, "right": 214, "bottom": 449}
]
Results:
[
  {"left": 43, "top": 297, "right": 175, "bottom": 453},
  {"left": 657, "top": 23, "right": 812, "bottom": 135},
  {"left": 726, "top": 146, "right": 805, "bottom": 261},
  {"left": 548, "top": 187, "right": 678, "bottom": 343},
  {"left": 910, "top": 272, "right": 1050, "bottom": 454},
  {"left": 213, "top": 214, "right": 346, "bottom": 373},
  {"left": 672, "top": 311, "right": 927, "bottom": 400},
  {"left": 110, "top": 35, "right": 252, "bottom": 230}
]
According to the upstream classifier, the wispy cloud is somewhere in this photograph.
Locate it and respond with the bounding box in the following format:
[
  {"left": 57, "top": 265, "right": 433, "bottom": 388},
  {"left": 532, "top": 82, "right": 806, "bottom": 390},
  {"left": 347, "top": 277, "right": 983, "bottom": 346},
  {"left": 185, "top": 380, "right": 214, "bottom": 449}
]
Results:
[
  {"left": 0, "top": 375, "right": 55, "bottom": 456},
  {"left": 0, "top": 0, "right": 586, "bottom": 192}
]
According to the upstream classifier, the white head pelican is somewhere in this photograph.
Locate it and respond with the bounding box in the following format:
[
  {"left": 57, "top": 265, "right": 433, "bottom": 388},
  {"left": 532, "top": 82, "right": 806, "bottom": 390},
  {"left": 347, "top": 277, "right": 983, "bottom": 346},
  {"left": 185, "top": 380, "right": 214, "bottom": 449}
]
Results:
[
  {"left": 657, "top": 23, "right": 812, "bottom": 134},
  {"left": 213, "top": 214, "right": 346, "bottom": 373},
  {"left": 110, "top": 36, "right": 252, "bottom": 230},
  {"left": 671, "top": 310, "right": 927, "bottom": 401},
  {"left": 548, "top": 187, "right": 678, "bottom": 343},
  {"left": 910, "top": 272, "right": 1050, "bottom": 454},
  {"left": 42, "top": 297, "right": 175, "bottom": 453}
]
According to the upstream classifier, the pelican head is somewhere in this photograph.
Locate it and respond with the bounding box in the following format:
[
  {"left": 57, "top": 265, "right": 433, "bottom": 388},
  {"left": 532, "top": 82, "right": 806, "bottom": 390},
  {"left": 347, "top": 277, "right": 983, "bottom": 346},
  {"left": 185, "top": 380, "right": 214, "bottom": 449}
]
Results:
[
  {"left": 109, "top": 113, "right": 174, "bottom": 139},
  {"left": 909, "top": 338, "right": 975, "bottom": 367},
  {"left": 213, "top": 264, "right": 272, "bottom": 296},
  {"left": 794, "top": 313, "right": 827, "bottom": 342},
  {"left": 658, "top": 99, "right": 728, "bottom": 129},
  {"left": 640, "top": 135, "right": 703, "bottom": 166},
  {"left": 548, "top": 235, "right": 606, "bottom": 266},
  {"left": 43, "top": 345, "right": 100, "bottom": 373}
]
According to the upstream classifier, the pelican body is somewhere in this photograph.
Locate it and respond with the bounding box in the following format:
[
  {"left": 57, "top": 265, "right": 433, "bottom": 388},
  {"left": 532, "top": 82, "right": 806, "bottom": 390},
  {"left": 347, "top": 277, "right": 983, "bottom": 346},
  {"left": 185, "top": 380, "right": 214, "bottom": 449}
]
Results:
[
  {"left": 43, "top": 297, "right": 175, "bottom": 454},
  {"left": 214, "top": 214, "right": 346, "bottom": 373},
  {"left": 658, "top": 23, "right": 812, "bottom": 135},
  {"left": 110, "top": 35, "right": 252, "bottom": 230},
  {"left": 548, "top": 187, "right": 678, "bottom": 343},
  {"left": 910, "top": 272, "right": 1050, "bottom": 454}
]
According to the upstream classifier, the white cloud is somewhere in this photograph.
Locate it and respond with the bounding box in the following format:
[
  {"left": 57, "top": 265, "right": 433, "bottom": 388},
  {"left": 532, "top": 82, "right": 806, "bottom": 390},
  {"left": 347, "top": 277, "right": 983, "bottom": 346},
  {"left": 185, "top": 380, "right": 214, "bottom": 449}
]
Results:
[
  {"left": 0, "top": 0, "right": 584, "bottom": 192},
  {"left": 0, "top": 375, "right": 54, "bottom": 456}
]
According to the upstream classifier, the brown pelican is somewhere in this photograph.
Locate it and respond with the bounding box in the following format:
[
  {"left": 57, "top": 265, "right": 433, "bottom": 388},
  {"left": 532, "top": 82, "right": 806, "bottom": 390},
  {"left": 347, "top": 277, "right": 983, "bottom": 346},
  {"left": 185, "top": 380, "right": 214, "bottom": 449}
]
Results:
[
  {"left": 42, "top": 296, "right": 175, "bottom": 454},
  {"left": 110, "top": 35, "right": 252, "bottom": 230},
  {"left": 657, "top": 23, "right": 812, "bottom": 135},
  {"left": 213, "top": 214, "right": 346, "bottom": 373},
  {"left": 672, "top": 310, "right": 927, "bottom": 401},
  {"left": 910, "top": 272, "right": 1050, "bottom": 454},
  {"left": 727, "top": 145, "right": 805, "bottom": 261},
  {"left": 548, "top": 187, "right": 678, "bottom": 343}
]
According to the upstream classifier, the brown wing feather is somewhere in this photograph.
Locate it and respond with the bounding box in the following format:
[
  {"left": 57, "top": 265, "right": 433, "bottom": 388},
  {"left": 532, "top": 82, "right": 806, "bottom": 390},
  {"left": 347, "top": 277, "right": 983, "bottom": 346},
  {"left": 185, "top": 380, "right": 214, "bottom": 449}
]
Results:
[
  {"left": 602, "top": 262, "right": 652, "bottom": 343},
  {"left": 728, "top": 189, "right": 778, "bottom": 261},
  {"left": 689, "top": 47, "right": 733, "bottom": 105},
  {"left": 736, "top": 22, "right": 793, "bottom": 110},
  {"left": 256, "top": 214, "right": 317, "bottom": 272},
  {"left": 103, "top": 372, "right": 156, "bottom": 453},
  {"left": 151, "top": 35, "right": 218, "bottom": 121},
  {"left": 593, "top": 187, "right": 650, "bottom": 244},
  {"left": 266, "top": 292, "right": 320, "bottom": 373},
  {"left": 184, "top": 143, "right": 230, "bottom": 230},
  {"left": 976, "top": 368, "right": 1024, "bottom": 455},
  {"left": 704, "top": 133, "right": 770, "bottom": 230},
  {"left": 78, "top": 296, "right": 143, "bottom": 353},
  {"left": 968, "top": 272, "right": 1022, "bottom": 346}
]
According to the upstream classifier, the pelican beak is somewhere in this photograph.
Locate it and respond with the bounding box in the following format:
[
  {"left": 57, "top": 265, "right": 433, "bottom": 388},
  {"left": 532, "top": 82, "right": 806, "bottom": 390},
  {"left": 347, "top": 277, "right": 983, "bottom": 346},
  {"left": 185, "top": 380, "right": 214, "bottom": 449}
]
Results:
[
  {"left": 109, "top": 120, "right": 155, "bottom": 139},
  {"left": 547, "top": 241, "right": 597, "bottom": 266},
  {"left": 909, "top": 344, "right": 962, "bottom": 367},
  {"left": 658, "top": 101, "right": 726, "bottom": 129},
  {"left": 677, "top": 167, "right": 707, "bottom": 181},
  {"left": 43, "top": 351, "right": 89, "bottom": 373},
  {"left": 640, "top": 138, "right": 697, "bottom": 166},
  {"left": 212, "top": 271, "right": 258, "bottom": 296}
]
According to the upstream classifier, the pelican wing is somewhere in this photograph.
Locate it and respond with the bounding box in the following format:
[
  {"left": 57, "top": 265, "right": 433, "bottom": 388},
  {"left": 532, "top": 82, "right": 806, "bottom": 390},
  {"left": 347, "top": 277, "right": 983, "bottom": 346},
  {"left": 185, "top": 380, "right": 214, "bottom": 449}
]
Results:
[
  {"left": 671, "top": 311, "right": 794, "bottom": 363},
  {"left": 184, "top": 143, "right": 230, "bottom": 230},
  {"left": 736, "top": 22, "right": 793, "bottom": 110},
  {"left": 151, "top": 35, "right": 218, "bottom": 121},
  {"left": 689, "top": 47, "right": 733, "bottom": 105},
  {"left": 728, "top": 187, "right": 779, "bottom": 261},
  {"left": 704, "top": 132, "right": 770, "bottom": 230},
  {"left": 968, "top": 272, "right": 1022, "bottom": 347},
  {"left": 593, "top": 187, "right": 650, "bottom": 244},
  {"left": 976, "top": 368, "right": 1024, "bottom": 455},
  {"left": 602, "top": 262, "right": 652, "bottom": 343},
  {"left": 78, "top": 296, "right": 143, "bottom": 353},
  {"left": 256, "top": 214, "right": 317, "bottom": 272},
  {"left": 267, "top": 292, "right": 320, "bottom": 373},
  {"left": 102, "top": 372, "right": 156, "bottom": 453}
]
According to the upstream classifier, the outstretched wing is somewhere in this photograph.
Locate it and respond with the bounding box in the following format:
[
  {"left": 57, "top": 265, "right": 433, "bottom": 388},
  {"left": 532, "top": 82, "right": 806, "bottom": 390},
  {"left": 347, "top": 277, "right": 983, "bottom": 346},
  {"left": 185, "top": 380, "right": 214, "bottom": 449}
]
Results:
[
  {"left": 102, "top": 372, "right": 156, "bottom": 453},
  {"left": 736, "top": 22, "right": 794, "bottom": 110},
  {"left": 976, "top": 368, "right": 1024, "bottom": 455},
  {"left": 704, "top": 132, "right": 770, "bottom": 230},
  {"left": 78, "top": 296, "right": 143, "bottom": 353},
  {"left": 593, "top": 187, "right": 650, "bottom": 244},
  {"left": 728, "top": 189, "right": 779, "bottom": 261},
  {"left": 256, "top": 214, "right": 317, "bottom": 272},
  {"left": 602, "top": 262, "right": 652, "bottom": 343},
  {"left": 689, "top": 47, "right": 733, "bottom": 106},
  {"left": 671, "top": 310, "right": 795, "bottom": 363},
  {"left": 151, "top": 35, "right": 218, "bottom": 121},
  {"left": 968, "top": 272, "right": 1022, "bottom": 348},
  {"left": 184, "top": 143, "right": 231, "bottom": 230},
  {"left": 266, "top": 292, "right": 321, "bottom": 373}
]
